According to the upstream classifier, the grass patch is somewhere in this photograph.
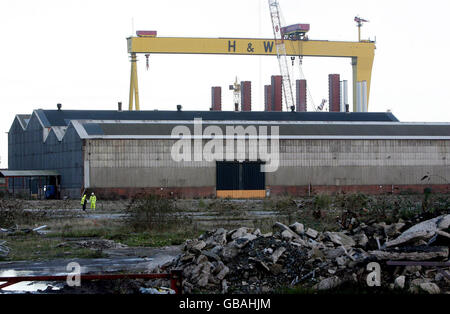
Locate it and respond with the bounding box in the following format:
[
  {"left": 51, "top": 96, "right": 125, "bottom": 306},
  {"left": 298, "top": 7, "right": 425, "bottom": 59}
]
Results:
[
  {"left": 45, "top": 218, "right": 121, "bottom": 238},
  {"left": 0, "top": 235, "right": 107, "bottom": 261},
  {"left": 313, "top": 194, "right": 332, "bottom": 210},
  {"left": 45, "top": 216, "right": 202, "bottom": 248},
  {"left": 108, "top": 229, "right": 204, "bottom": 247}
]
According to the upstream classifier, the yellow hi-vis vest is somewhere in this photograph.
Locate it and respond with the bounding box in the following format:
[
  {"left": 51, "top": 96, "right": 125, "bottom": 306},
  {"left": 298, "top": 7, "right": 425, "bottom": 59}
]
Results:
[{"left": 81, "top": 194, "right": 86, "bottom": 204}]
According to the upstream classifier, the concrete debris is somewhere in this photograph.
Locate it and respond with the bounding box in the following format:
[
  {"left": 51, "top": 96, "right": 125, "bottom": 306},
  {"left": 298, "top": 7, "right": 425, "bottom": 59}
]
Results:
[
  {"left": 384, "top": 214, "right": 450, "bottom": 248},
  {"left": 352, "top": 233, "right": 369, "bottom": 247},
  {"left": 273, "top": 222, "right": 301, "bottom": 240},
  {"left": 289, "top": 222, "right": 305, "bottom": 235},
  {"left": 305, "top": 228, "right": 319, "bottom": 239},
  {"left": 69, "top": 239, "right": 128, "bottom": 250},
  {"left": 316, "top": 276, "right": 342, "bottom": 290},
  {"left": 369, "top": 246, "right": 449, "bottom": 261},
  {"left": 221, "top": 279, "right": 228, "bottom": 293},
  {"left": 436, "top": 230, "right": 450, "bottom": 240},
  {"left": 394, "top": 275, "right": 405, "bottom": 289},
  {"left": 325, "top": 232, "right": 356, "bottom": 247},
  {"left": 281, "top": 230, "right": 294, "bottom": 240},
  {"left": 419, "top": 282, "right": 441, "bottom": 294},
  {"left": 161, "top": 212, "right": 449, "bottom": 294},
  {"left": 216, "top": 265, "right": 230, "bottom": 280},
  {"left": 271, "top": 247, "right": 286, "bottom": 264},
  {"left": 230, "top": 227, "right": 249, "bottom": 240},
  {"left": 383, "top": 223, "right": 405, "bottom": 238}
]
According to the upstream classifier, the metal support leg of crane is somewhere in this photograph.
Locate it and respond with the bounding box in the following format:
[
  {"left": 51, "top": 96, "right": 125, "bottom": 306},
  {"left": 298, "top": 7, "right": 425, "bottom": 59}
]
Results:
[
  {"left": 352, "top": 57, "right": 357, "bottom": 112},
  {"left": 129, "top": 53, "right": 140, "bottom": 110}
]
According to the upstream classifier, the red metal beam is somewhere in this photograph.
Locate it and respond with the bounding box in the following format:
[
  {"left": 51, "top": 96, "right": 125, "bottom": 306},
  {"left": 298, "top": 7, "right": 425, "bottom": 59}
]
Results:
[{"left": 386, "top": 261, "right": 450, "bottom": 267}]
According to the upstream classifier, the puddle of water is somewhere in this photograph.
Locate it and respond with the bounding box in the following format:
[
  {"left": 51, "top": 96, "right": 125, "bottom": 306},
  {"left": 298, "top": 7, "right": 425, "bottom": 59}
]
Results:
[
  {"left": 0, "top": 247, "right": 181, "bottom": 293},
  {"left": 0, "top": 270, "right": 61, "bottom": 293}
]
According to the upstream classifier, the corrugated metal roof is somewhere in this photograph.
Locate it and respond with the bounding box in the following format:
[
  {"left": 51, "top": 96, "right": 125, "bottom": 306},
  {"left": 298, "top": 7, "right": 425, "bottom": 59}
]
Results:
[
  {"left": 79, "top": 121, "right": 450, "bottom": 138},
  {"left": 0, "top": 170, "right": 60, "bottom": 177},
  {"left": 35, "top": 109, "right": 399, "bottom": 127}
]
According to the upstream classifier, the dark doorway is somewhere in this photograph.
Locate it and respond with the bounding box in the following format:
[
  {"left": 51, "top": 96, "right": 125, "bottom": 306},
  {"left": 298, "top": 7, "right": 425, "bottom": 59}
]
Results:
[{"left": 216, "top": 161, "right": 265, "bottom": 190}]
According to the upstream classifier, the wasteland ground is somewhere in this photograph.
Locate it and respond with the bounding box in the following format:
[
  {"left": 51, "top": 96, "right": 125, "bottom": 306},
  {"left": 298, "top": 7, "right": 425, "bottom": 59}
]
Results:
[{"left": 0, "top": 192, "right": 448, "bottom": 293}]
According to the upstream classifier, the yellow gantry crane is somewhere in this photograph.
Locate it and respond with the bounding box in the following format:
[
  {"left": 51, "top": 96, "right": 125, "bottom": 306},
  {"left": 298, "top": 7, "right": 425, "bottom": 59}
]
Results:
[{"left": 127, "top": 32, "right": 375, "bottom": 112}]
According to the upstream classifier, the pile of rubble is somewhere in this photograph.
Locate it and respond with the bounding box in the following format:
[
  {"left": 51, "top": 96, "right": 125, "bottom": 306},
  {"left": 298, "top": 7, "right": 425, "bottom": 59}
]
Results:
[
  {"left": 56, "top": 239, "right": 128, "bottom": 250},
  {"left": 162, "top": 213, "right": 450, "bottom": 294}
]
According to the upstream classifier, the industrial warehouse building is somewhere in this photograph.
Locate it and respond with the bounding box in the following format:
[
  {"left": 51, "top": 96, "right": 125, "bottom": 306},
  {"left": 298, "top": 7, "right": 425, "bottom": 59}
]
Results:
[{"left": 6, "top": 109, "right": 450, "bottom": 199}]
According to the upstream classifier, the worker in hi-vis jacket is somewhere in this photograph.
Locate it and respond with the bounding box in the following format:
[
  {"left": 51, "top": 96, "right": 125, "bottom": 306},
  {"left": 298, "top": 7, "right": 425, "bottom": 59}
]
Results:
[
  {"left": 81, "top": 192, "right": 87, "bottom": 211},
  {"left": 89, "top": 192, "right": 97, "bottom": 210}
]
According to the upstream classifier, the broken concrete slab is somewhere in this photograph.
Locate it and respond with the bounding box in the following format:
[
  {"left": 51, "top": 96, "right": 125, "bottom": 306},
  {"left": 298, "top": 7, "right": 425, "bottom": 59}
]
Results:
[
  {"left": 352, "top": 233, "right": 369, "bottom": 247},
  {"left": 369, "top": 246, "right": 449, "bottom": 261},
  {"left": 324, "top": 247, "right": 346, "bottom": 259},
  {"left": 220, "top": 245, "right": 239, "bottom": 262},
  {"left": 305, "top": 228, "right": 319, "bottom": 239},
  {"left": 292, "top": 237, "right": 307, "bottom": 247},
  {"left": 185, "top": 240, "right": 206, "bottom": 253},
  {"left": 419, "top": 282, "right": 441, "bottom": 294},
  {"left": 216, "top": 265, "right": 230, "bottom": 280},
  {"left": 271, "top": 247, "right": 286, "bottom": 264},
  {"left": 196, "top": 254, "right": 208, "bottom": 264},
  {"left": 325, "top": 232, "right": 356, "bottom": 247},
  {"left": 231, "top": 227, "right": 250, "bottom": 240},
  {"left": 221, "top": 279, "right": 228, "bottom": 293},
  {"left": 202, "top": 250, "right": 221, "bottom": 262},
  {"left": 233, "top": 233, "right": 257, "bottom": 249},
  {"left": 281, "top": 230, "right": 294, "bottom": 240},
  {"left": 316, "top": 276, "right": 341, "bottom": 290},
  {"left": 273, "top": 222, "right": 301, "bottom": 240},
  {"left": 384, "top": 214, "right": 450, "bottom": 248},
  {"left": 289, "top": 222, "right": 305, "bottom": 235},
  {"left": 394, "top": 275, "right": 405, "bottom": 289},
  {"left": 437, "top": 214, "right": 450, "bottom": 229}
]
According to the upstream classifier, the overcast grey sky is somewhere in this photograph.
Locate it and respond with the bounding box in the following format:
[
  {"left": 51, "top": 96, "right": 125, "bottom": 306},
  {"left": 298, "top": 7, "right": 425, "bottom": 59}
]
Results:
[{"left": 1, "top": 0, "right": 449, "bottom": 167}]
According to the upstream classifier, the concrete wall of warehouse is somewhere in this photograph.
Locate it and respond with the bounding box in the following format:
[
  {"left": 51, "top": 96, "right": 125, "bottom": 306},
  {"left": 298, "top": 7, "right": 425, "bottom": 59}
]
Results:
[{"left": 85, "top": 138, "right": 450, "bottom": 198}]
